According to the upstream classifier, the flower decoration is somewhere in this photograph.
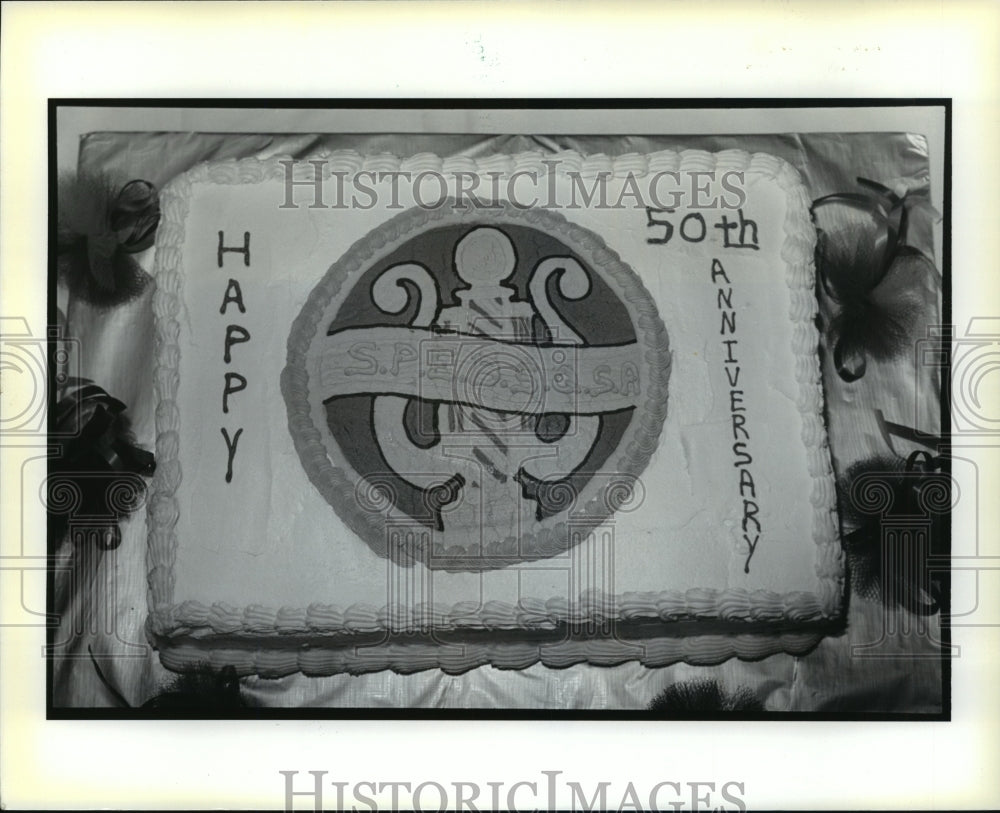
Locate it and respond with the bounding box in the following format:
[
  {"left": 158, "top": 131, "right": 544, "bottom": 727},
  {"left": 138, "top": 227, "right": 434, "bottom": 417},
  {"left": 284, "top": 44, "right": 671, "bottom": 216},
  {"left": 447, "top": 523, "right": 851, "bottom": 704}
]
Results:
[
  {"left": 57, "top": 173, "right": 160, "bottom": 307},
  {"left": 648, "top": 679, "right": 764, "bottom": 713},
  {"left": 812, "top": 178, "right": 936, "bottom": 382}
]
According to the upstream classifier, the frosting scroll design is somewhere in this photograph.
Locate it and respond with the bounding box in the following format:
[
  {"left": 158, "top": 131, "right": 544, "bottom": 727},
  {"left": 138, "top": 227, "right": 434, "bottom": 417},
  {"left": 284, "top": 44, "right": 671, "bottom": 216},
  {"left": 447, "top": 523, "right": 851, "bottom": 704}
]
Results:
[{"left": 285, "top": 202, "right": 671, "bottom": 570}]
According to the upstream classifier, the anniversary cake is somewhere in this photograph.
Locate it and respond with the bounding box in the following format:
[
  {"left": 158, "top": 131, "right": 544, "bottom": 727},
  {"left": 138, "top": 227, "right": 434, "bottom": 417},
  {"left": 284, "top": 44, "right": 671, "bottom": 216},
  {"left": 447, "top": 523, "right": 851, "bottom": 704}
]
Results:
[{"left": 146, "top": 149, "right": 843, "bottom": 676}]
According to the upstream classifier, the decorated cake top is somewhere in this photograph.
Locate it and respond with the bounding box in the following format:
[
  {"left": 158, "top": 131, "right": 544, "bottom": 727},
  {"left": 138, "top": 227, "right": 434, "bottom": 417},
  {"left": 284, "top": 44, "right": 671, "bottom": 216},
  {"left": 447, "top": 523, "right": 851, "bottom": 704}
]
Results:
[{"left": 147, "top": 149, "right": 842, "bottom": 676}]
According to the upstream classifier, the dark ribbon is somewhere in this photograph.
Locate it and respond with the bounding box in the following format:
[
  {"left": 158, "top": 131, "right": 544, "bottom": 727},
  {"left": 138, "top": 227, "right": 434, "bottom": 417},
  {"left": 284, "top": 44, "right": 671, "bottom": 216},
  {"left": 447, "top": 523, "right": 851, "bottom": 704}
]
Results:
[
  {"left": 841, "top": 443, "right": 947, "bottom": 616},
  {"left": 140, "top": 666, "right": 243, "bottom": 711},
  {"left": 88, "top": 646, "right": 243, "bottom": 710},
  {"left": 875, "top": 408, "right": 942, "bottom": 456},
  {"left": 54, "top": 379, "right": 155, "bottom": 477},
  {"left": 813, "top": 178, "right": 907, "bottom": 289},
  {"left": 50, "top": 379, "right": 155, "bottom": 550},
  {"left": 109, "top": 179, "right": 160, "bottom": 253},
  {"left": 812, "top": 178, "right": 927, "bottom": 382}
]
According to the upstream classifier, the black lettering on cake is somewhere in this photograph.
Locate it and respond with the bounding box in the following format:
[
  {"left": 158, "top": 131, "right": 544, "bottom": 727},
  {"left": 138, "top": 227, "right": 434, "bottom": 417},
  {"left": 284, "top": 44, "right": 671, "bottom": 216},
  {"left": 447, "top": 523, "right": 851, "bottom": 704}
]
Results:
[
  {"left": 224, "top": 324, "right": 251, "bottom": 364},
  {"left": 711, "top": 259, "right": 731, "bottom": 285},
  {"left": 742, "top": 499, "right": 761, "bottom": 535},
  {"left": 679, "top": 213, "right": 707, "bottom": 243},
  {"left": 217, "top": 231, "right": 251, "bottom": 267},
  {"left": 722, "top": 339, "right": 738, "bottom": 363},
  {"left": 710, "top": 258, "right": 763, "bottom": 572},
  {"left": 713, "top": 209, "right": 759, "bottom": 250},
  {"left": 646, "top": 212, "right": 762, "bottom": 250},
  {"left": 644, "top": 207, "right": 674, "bottom": 245},
  {"left": 223, "top": 371, "right": 247, "bottom": 414},
  {"left": 221, "top": 427, "right": 243, "bottom": 483},
  {"left": 732, "top": 412, "right": 749, "bottom": 440},
  {"left": 219, "top": 279, "right": 246, "bottom": 314},
  {"left": 216, "top": 235, "right": 252, "bottom": 483},
  {"left": 732, "top": 441, "right": 753, "bottom": 467},
  {"left": 720, "top": 310, "right": 736, "bottom": 336}
]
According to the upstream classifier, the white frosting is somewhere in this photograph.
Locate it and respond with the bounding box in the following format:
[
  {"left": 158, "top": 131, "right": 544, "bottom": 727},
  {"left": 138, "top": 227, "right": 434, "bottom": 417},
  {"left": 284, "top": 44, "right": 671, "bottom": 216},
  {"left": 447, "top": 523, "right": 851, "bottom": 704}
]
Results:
[
  {"left": 147, "top": 149, "right": 843, "bottom": 675},
  {"left": 157, "top": 630, "right": 826, "bottom": 679}
]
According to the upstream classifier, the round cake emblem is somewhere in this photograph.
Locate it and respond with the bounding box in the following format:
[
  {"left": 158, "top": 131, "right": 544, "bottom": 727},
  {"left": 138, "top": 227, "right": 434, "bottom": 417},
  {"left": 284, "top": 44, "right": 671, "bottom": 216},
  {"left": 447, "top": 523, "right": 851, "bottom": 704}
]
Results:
[{"left": 282, "top": 202, "right": 670, "bottom": 570}]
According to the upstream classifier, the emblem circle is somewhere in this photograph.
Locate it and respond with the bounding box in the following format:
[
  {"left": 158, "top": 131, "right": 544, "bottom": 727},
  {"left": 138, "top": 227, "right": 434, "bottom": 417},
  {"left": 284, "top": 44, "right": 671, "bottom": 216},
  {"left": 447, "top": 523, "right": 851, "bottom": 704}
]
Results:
[{"left": 282, "top": 201, "right": 671, "bottom": 570}]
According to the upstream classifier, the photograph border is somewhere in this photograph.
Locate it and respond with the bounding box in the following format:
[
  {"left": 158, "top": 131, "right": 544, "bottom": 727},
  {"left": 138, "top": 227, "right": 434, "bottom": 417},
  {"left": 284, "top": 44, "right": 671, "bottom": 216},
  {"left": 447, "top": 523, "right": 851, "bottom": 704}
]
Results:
[{"left": 46, "top": 97, "right": 951, "bottom": 722}]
